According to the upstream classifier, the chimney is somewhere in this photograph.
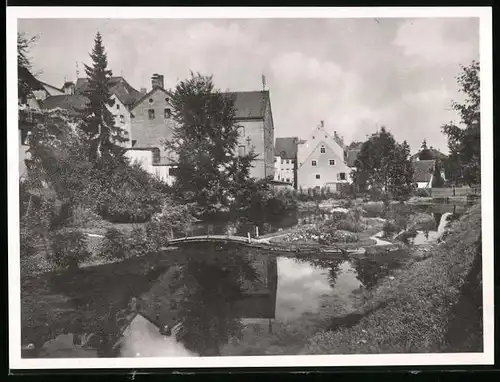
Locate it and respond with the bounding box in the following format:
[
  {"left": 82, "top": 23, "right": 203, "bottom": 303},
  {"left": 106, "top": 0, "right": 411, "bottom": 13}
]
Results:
[
  {"left": 63, "top": 81, "right": 75, "bottom": 95},
  {"left": 151, "top": 73, "right": 164, "bottom": 89},
  {"left": 140, "top": 87, "right": 147, "bottom": 95},
  {"left": 320, "top": 120, "right": 324, "bottom": 128}
]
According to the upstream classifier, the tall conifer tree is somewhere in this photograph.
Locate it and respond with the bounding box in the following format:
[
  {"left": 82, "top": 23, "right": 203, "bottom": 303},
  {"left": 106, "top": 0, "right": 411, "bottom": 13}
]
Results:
[{"left": 81, "top": 32, "right": 127, "bottom": 161}]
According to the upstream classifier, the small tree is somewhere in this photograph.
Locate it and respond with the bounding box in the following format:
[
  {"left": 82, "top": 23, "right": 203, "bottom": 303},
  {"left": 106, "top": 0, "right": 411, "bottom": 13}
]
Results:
[
  {"left": 81, "top": 32, "right": 127, "bottom": 162},
  {"left": 166, "top": 72, "right": 257, "bottom": 211},
  {"left": 418, "top": 139, "right": 434, "bottom": 160},
  {"left": 432, "top": 159, "right": 445, "bottom": 187}
]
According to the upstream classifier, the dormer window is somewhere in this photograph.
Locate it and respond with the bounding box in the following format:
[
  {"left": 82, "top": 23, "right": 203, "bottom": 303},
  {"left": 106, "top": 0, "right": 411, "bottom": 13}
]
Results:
[
  {"left": 116, "top": 104, "right": 120, "bottom": 110},
  {"left": 329, "top": 159, "right": 335, "bottom": 166},
  {"left": 312, "top": 160, "right": 317, "bottom": 166},
  {"left": 320, "top": 145, "right": 326, "bottom": 154}
]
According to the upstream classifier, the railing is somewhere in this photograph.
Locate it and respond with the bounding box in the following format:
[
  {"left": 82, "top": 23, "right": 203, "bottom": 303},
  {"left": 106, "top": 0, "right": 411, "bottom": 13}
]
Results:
[{"left": 431, "top": 186, "right": 481, "bottom": 198}]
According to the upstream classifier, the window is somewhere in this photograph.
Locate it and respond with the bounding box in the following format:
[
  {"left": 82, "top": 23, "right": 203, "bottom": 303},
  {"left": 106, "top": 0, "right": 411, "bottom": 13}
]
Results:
[
  {"left": 320, "top": 146, "right": 326, "bottom": 154},
  {"left": 281, "top": 159, "right": 285, "bottom": 164},
  {"left": 286, "top": 178, "right": 290, "bottom": 183},
  {"left": 165, "top": 97, "right": 169, "bottom": 103},
  {"left": 132, "top": 140, "right": 137, "bottom": 147},
  {"left": 164, "top": 108, "right": 171, "bottom": 119},
  {"left": 149, "top": 98, "right": 154, "bottom": 104},
  {"left": 116, "top": 104, "right": 120, "bottom": 110},
  {"left": 152, "top": 148, "right": 161, "bottom": 164},
  {"left": 290, "top": 159, "right": 294, "bottom": 164},
  {"left": 119, "top": 115, "right": 125, "bottom": 124},
  {"left": 316, "top": 174, "right": 321, "bottom": 179},
  {"left": 312, "top": 135, "right": 315, "bottom": 139},
  {"left": 238, "top": 145, "right": 246, "bottom": 156},
  {"left": 329, "top": 159, "right": 335, "bottom": 166},
  {"left": 148, "top": 109, "right": 155, "bottom": 119},
  {"left": 274, "top": 157, "right": 277, "bottom": 163},
  {"left": 312, "top": 160, "right": 317, "bottom": 166},
  {"left": 339, "top": 172, "right": 346, "bottom": 181}
]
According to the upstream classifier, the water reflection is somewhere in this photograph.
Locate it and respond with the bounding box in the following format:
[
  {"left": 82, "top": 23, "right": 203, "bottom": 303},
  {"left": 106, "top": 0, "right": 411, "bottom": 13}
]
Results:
[{"left": 22, "top": 246, "right": 412, "bottom": 357}]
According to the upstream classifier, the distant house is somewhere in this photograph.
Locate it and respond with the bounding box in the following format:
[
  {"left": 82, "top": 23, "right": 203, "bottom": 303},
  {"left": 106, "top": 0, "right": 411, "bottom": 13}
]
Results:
[
  {"left": 274, "top": 137, "right": 299, "bottom": 188},
  {"left": 297, "top": 121, "right": 351, "bottom": 191},
  {"left": 413, "top": 159, "right": 446, "bottom": 189},
  {"left": 411, "top": 147, "right": 448, "bottom": 162},
  {"left": 31, "top": 80, "right": 65, "bottom": 101}
]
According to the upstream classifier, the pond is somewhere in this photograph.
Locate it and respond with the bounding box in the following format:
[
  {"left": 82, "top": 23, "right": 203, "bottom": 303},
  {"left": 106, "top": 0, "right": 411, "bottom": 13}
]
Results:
[
  {"left": 21, "top": 200, "right": 475, "bottom": 358},
  {"left": 21, "top": 242, "right": 409, "bottom": 358}
]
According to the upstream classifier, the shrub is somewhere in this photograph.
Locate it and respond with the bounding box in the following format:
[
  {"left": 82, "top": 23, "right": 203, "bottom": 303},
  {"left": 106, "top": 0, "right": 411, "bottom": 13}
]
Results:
[
  {"left": 336, "top": 218, "right": 363, "bottom": 233},
  {"left": 128, "top": 226, "right": 149, "bottom": 257},
  {"left": 382, "top": 221, "right": 398, "bottom": 237},
  {"left": 65, "top": 204, "right": 105, "bottom": 228},
  {"left": 152, "top": 199, "right": 196, "bottom": 236},
  {"left": 101, "top": 228, "right": 129, "bottom": 260},
  {"left": 48, "top": 231, "right": 90, "bottom": 270}
]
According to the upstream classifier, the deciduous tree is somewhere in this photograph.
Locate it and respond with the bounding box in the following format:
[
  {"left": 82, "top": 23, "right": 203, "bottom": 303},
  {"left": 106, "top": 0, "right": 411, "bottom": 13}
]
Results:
[
  {"left": 441, "top": 60, "right": 480, "bottom": 186},
  {"left": 166, "top": 72, "right": 257, "bottom": 212}
]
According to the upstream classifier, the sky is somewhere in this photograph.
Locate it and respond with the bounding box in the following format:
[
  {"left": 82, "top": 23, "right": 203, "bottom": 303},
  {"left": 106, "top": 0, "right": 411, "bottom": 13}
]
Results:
[{"left": 18, "top": 17, "right": 479, "bottom": 153}]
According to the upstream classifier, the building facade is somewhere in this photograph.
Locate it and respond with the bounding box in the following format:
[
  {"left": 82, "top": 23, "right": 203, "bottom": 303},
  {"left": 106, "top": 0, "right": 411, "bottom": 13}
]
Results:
[
  {"left": 273, "top": 137, "right": 299, "bottom": 188},
  {"left": 231, "top": 91, "right": 275, "bottom": 180},
  {"left": 297, "top": 121, "right": 351, "bottom": 191}
]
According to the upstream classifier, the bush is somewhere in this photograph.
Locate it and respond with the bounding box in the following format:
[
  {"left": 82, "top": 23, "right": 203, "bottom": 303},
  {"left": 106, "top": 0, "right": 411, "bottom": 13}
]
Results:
[
  {"left": 382, "top": 221, "right": 398, "bottom": 237},
  {"left": 336, "top": 218, "right": 363, "bottom": 233},
  {"left": 48, "top": 231, "right": 91, "bottom": 270},
  {"left": 65, "top": 204, "right": 105, "bottom": 228},
  {"left": 151, "top": 199, "right": 196, "bottom": 236},
  {"left": 101, "top": 228, "right": 129, "bottom": 260}
]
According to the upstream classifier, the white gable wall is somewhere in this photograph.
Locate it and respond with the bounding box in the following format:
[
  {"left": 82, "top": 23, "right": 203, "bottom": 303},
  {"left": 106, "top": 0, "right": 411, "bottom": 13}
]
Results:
[{"left": 297, "top": 140, "right": 351, "bottom": 191}]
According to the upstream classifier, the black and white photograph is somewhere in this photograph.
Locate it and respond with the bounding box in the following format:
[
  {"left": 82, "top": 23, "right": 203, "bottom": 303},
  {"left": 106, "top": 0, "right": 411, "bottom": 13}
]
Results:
[{"left": 8, "top": 7, "right": 493, "bottom": 370}]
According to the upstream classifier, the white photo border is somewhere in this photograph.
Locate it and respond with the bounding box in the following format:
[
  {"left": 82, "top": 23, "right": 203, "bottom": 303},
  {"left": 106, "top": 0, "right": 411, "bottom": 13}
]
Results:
[{"left": 7, "top": 6, "right": 494, "bottom": 370}]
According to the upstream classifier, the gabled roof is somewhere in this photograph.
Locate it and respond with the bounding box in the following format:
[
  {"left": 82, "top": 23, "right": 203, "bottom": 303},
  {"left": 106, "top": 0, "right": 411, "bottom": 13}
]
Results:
[
  {"left": 41, "top": 94, "right": 89, "bottom": 116},
  {"left": 18, "top": 66, "right": 44, "bottom": 92},
  {"left": 223, "top": 90, "right": 269, "bottom": 120},
  {"left": 411, "top": 148, "right": 448, "bottom": 161},
  {"left": 275, "top": 137, "right": 299, "bottom": 159},
  {"left": 75, "top": 76, "right": 143, "bottom": 106},
  {"left": 413, "top": 160, "right": 435, "bottom": 183},
  {"left": 39, "top": 80, "right": 64, "bottom": 94},
  {"left": 346, "top": 149, "right": 361, "bottom": 167},
  {"left": 130, "top": 86, "right": 170, "bottom": 110}
]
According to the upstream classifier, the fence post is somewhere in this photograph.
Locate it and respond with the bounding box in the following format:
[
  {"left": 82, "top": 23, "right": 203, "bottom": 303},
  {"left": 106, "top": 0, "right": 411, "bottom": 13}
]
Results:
[
  {"left": 255, "top": 226, "right": 259, "bottom": 238},
  {"left": 247, "top": 232, "right": 251, "bottom": 243}
]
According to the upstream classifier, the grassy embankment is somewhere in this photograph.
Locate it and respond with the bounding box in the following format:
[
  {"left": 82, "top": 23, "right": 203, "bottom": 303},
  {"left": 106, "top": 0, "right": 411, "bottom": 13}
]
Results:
[{"left": 305, "top": 202, "right": 482, "bottom": 354}]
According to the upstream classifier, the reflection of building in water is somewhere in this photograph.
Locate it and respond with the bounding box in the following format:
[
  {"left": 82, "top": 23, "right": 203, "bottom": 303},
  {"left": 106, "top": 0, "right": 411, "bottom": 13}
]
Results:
[{"left": 234, "top": 254, "right": 278, "bottom": 320}]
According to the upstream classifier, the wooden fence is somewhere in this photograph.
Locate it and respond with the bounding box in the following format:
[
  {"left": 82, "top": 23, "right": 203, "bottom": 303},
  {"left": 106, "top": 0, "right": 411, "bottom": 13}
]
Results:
[{"left": 431, "top": 186, "right": 481, "bottom": 198}]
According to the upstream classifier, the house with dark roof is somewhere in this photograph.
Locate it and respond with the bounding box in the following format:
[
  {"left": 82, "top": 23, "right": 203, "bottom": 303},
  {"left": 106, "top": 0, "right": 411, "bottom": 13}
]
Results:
[
  {"left": 129, "top": 75, "right": 275, "bottom": 181},
  {"left": 412, "top": 159, "right": 446, "bottom": 189},
  {"left": 410, "top": 147, "right": 448, "bottom": 162},
  {"left": 274, "top": 137, "right": 299, "bottom": 187}
]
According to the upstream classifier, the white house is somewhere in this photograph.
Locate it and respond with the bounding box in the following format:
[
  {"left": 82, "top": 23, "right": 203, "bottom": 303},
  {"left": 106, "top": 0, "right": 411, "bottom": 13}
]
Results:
[{"left": 297, "top": 121, "right": 352, "bottom": 192}]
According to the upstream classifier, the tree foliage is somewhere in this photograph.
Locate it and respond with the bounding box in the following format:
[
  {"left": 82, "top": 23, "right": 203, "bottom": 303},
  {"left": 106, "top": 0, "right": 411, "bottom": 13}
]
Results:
[
  {"left": 80, "top": 32, "right": 127, "bottom": 161},
  {"left": 166, "top": 72, "right": 257, "bottom": 211},
  {"left": 350, "top": 127, "right": 414, "bottom": 200},
  {"left": 418, "top": 139, "right": 434, "bottom": 160},
  {"left": 441, "top": 61, "right": 480, "bottom": 186},
  {"left": 17, "top": 32, "right": 38, "bottom": 100}
]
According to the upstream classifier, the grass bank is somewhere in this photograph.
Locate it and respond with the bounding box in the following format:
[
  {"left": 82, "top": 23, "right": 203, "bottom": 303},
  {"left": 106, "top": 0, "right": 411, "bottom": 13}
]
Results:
[{"left": 305, "top": 202, "right": 482, "bottom": 354}]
